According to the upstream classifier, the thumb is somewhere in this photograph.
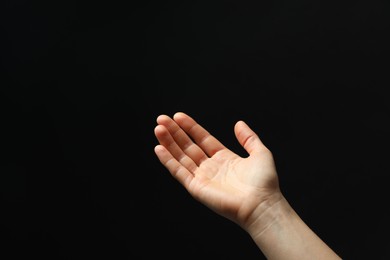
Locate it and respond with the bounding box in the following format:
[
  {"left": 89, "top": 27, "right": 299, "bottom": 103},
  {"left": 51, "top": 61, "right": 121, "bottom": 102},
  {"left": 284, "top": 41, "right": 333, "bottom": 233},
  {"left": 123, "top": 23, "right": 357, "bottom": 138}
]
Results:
[{"left": 234, "top": 120, "right": 267, "bottom": 155}]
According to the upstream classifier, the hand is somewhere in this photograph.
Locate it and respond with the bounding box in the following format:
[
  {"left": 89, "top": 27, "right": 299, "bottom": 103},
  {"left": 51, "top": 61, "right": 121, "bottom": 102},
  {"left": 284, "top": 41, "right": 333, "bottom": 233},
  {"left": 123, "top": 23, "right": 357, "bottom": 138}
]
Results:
[{"left": 154, "top": 112, "right": 282, "bottom": 228}]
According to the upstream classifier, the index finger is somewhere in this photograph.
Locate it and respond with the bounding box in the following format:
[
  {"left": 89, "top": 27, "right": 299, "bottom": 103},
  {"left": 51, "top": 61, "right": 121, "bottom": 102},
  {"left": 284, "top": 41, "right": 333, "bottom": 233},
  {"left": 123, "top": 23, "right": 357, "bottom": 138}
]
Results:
[{"left": 173, "top": 112, "right": 226, "bottom": 157}]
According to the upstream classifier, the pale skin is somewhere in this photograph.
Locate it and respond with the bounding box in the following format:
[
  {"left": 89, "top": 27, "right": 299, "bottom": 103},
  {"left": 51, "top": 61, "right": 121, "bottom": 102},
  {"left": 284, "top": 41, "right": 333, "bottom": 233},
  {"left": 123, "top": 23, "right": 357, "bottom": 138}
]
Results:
[{"left": 154, "top": 112, "right": 342, "bottom": 260}]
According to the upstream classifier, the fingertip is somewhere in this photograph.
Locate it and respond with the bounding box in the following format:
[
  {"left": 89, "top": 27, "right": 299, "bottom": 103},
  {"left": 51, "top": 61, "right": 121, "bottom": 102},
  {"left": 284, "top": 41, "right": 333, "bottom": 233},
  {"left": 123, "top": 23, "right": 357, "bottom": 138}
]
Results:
[
  {"left": 154, "top": 145, "right": 167, "bottom": 161},
  {"left": 173, "top": 111, "right": 187, "bottom": 120},
  {"left": 154, "top": 124, "right": 166, "bottom": 135},
  {"left": 235, "top": 120, "right": 248, "bottom": 130},
  {"left": 156, "top": 114, "right": 170, "bottom": 124},
  {"left": 154, "top": 144, "right": 165, "bottom": 153}
]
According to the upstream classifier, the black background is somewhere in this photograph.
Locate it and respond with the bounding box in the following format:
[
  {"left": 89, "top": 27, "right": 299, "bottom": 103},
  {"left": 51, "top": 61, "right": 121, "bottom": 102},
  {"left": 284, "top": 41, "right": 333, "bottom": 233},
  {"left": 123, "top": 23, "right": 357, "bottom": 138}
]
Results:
[{"left": 1, "top": 0, "right": 390, "bottom": 259}]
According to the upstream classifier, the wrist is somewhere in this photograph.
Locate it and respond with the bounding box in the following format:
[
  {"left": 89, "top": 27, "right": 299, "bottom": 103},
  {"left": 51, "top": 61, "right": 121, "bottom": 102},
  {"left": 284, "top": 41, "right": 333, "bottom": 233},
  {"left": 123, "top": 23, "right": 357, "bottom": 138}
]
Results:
[
  {"left": 243, "top": 192, "right": 291, "bottom": 238},
  {"left": 243, "top": 194, "right": 342, "bottom": 260}
]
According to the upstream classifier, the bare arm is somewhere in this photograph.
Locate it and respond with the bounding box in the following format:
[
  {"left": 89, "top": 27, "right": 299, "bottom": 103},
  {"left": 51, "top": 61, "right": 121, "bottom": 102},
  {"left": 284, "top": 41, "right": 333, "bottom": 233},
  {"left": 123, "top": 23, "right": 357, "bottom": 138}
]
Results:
[{"left": 244, "top": 194, "right": 340, "bottom": 259}]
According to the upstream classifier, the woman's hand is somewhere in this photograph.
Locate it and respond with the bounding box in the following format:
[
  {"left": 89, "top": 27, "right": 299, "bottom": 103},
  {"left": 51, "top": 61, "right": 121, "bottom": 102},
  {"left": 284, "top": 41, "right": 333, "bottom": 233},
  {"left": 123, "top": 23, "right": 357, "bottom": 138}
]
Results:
[{"left": 154, "top": 112, "right": 282, "bottom": 228}]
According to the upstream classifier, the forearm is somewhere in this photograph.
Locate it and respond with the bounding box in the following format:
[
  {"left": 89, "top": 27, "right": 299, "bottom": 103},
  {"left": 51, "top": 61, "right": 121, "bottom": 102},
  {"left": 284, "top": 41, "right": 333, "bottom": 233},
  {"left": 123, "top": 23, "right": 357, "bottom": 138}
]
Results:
[{"left": 245, "top": 195, "right": 341, "bottom": 260}]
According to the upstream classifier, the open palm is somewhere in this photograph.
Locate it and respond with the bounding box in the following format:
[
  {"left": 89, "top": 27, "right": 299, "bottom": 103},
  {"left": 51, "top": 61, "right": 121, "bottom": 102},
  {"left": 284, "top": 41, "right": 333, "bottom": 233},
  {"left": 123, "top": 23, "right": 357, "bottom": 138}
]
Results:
[{"left": 154, "top": 112, "right": 281, "bottom": 227}]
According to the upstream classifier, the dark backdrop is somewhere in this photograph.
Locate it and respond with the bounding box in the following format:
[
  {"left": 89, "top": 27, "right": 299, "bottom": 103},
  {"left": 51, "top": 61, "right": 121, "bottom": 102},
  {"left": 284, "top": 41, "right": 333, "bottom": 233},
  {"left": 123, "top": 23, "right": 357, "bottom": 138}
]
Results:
[{"left": 1, "top": 0, "right": 389, "bottom": 259}]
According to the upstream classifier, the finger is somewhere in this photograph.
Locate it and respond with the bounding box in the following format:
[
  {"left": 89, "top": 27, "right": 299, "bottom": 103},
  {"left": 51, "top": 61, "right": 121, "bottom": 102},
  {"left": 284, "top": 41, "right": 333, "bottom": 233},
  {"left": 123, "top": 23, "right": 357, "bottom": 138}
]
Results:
[
  {"left": 157, "top": 114, "right": 208, "bottom": 165},
  {"left": 154, "top": 144, "right": 194, "bottom": 190},
  {"left": 154, "top": 124, "right": 199, "bottom": 173},
  {"left": 234, "top": 120, "right": 267, "bottom": 155},
  {"left": 173, "top": 112, "right": 226, "bottom": 157}
]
